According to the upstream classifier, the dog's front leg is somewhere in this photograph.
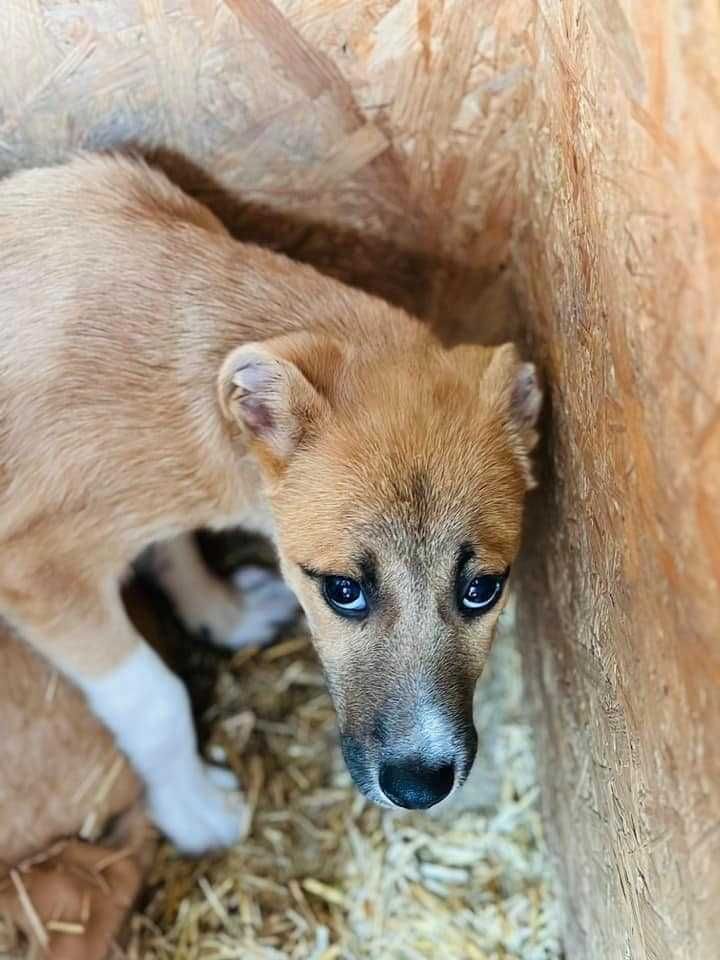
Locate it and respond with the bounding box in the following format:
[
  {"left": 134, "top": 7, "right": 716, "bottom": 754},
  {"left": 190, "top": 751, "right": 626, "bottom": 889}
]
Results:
[
  {"left": 18, "top": 582, "right": 248, "bottom": 855},
  {"left": 147, "top": 532, "right": 299, "bottom": 650}
]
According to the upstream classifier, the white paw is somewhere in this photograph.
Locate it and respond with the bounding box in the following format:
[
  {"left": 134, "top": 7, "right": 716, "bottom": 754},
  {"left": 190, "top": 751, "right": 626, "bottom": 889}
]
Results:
[
  {"left": 221, "top": 565, "right": 299, "bottom": 650},
  {"left": 182, "top": 579, "right": 259, "bottom": 648},
  {"left": 173, "top": 568, "right": 298, "bottom": 651},
  {"left": 148, "top": 761, "right": 250, "bottom": 855},
  {"left": 205, "top": 763, "right": 240, "bottom": 790}
]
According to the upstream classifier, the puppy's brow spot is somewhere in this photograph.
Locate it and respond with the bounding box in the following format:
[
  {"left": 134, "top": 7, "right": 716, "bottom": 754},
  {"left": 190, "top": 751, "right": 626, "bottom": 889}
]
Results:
[
  {"left": 356, "top": 551, "right": 378, "bottom": 591},
  {"left": 453, "top": 543, "right": 476, "bottom": 582}
]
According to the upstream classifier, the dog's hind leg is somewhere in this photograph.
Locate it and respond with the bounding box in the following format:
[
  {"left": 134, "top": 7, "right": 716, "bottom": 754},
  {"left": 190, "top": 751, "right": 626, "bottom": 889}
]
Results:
[{"left": 147, "top": 532, "right": 299, "bottom": 650}]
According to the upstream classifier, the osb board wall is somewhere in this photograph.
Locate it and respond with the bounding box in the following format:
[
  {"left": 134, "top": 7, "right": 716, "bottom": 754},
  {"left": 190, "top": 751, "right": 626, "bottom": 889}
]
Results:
[
  {"left": 0, "top": 0, "right": 533, "bottom": 344},
  {"left": 2, "top": 1, "right": 719, "bottom": 957},
  {"left": 513, "top": 1, "right": 720, "bottom": 958}
]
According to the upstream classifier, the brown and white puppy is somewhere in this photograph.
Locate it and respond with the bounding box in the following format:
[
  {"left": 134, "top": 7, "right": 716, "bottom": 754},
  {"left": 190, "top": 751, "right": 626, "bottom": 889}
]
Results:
[{"left": 0, "top": 154, "right": 541, "bottom": 853}]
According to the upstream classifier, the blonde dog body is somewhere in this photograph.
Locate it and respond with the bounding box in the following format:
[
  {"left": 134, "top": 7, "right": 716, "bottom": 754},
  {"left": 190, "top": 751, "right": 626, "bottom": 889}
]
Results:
[{"left": 0, "top": 155, "right": 541, "bottom": 852}]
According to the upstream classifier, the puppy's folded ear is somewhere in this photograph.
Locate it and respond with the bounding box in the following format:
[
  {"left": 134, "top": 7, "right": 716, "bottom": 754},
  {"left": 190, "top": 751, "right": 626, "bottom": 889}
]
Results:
[
  {"left": 218, "top": 333, "right": 333, "bottom": 468},
  {"left": 481, "top": 343, "right": 543, "bottom": 487}
]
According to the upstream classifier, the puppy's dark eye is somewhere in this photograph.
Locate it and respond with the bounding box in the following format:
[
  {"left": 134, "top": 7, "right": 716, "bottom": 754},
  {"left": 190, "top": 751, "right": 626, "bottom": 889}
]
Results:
[
  {"left": 460, "top": 574, "right": 504, "bottom": 615},
  {"left": 322, "top": 576, "right": 368, "bottom": 619}
]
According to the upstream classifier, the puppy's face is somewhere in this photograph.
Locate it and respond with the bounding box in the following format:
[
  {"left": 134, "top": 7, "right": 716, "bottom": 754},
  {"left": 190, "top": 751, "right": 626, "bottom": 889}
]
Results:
[{"left": 219, "top": 329, "right": 541, "bottom": 809}]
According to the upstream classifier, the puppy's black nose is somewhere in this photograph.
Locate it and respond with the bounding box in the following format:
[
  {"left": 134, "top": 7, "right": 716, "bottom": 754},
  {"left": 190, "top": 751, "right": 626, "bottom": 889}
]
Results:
[{"left": 379, "top": 758, "right": 455, "bottom": 809}]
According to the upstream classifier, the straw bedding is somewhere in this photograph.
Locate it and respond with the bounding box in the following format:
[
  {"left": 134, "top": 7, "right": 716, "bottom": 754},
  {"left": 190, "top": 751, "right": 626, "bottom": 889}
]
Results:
[
  {"left": 1, "top": 558, "right": 562, "bottom": 960},
  {"left": 129, "top": 592, "right": 561, "bottom": 959}
]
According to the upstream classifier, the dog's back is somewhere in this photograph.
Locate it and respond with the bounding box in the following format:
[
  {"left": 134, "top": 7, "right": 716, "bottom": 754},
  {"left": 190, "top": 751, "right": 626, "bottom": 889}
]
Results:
[{"left": 0, "top": 156, "right": 239, "bottom": 574}]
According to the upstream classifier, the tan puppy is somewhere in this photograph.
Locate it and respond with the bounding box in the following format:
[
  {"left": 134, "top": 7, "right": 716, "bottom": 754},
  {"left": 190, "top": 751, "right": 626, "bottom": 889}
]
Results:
[{"left": 0, "top": 154, "right": 541, "bottom": 854}]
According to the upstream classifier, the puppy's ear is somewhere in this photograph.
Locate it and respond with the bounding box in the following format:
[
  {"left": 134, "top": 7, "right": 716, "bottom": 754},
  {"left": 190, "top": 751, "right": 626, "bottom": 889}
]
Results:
[
  {"left": 218, "top": 334, "right": 332, "bottom": 468},
  {"left": 482, "top": 343, "right": 543, "bottom": 487}
]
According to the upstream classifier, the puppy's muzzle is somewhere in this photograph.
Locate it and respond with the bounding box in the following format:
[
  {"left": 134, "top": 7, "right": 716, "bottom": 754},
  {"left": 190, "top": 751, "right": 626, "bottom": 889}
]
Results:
[{"left": 340, "top": 710, "right": 477, "bottom": 810}]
